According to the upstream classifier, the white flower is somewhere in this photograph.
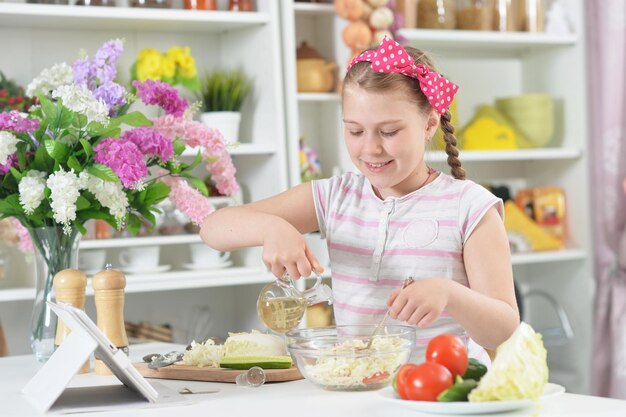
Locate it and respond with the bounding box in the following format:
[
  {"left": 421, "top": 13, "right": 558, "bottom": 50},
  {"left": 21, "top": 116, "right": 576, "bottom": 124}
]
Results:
[
  {"left": 0, "top": 131, "right": 18, "bottom": 165},
  {"left": 79, "top": 172, "right": 129, "bottom": 228},
  {"left": 51, "top": 85, "right": 109, "bottom": 124},
  {"left": 26, "top": 62, "right": 74, "bottom": 97},
  {"left": 46, "top": 168, "right": 83, "bottom": 233},
  {"left": 18, "top": 170, "right": 47, "bottom": 214}
]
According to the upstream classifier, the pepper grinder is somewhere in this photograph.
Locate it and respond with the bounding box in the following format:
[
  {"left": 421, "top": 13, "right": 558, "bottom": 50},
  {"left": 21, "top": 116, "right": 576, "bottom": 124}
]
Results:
[
  {"left": 92, "top": 264, "right": 129, "bottom": 375},
  {"left": 53, "top": 268, "right": 89, "bottom": 373}
]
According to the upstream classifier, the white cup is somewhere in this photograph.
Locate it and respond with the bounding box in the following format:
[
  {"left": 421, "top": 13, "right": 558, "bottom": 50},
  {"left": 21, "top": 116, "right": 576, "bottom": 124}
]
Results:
[
  {"left": 79, "top": 249, "right": 107, "bottom": 272},
  {"left": 118, "top": 246, "right": 160, "bottom": 269},
  {"left": 189, "top": 243, "right": 230, "bottom": 267}
]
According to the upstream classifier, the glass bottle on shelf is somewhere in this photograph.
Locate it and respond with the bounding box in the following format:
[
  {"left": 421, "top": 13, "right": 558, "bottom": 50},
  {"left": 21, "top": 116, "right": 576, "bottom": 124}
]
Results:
[
  {"left": 130, "top": 0, "right": 172, "bottom": 8},
  {"left": 522, "top": 0, "right": 545, "bottom": 32},
  {"left": 493, "top": 0, "right": 521, "bottom": 31},
  {"left": 228, "top": 0, "right": 255, "bottom": 11},
  {"left": 74, "top": 0, "right": 116, "bottom": 6},
  {"left": 184, "top": 0, "right": 217, "bottom": 10},
  {"left": 456, "top": 0, "right": 495, "bottom": 31},
  {"left": 417, "top": 0, "right": 457, "bottom": 30}
]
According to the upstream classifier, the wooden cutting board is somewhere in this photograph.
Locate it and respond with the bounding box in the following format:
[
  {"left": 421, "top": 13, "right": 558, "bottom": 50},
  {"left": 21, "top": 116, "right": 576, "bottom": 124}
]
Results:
[{"left": 134, "top": 362, "right": 303, "bottom": 383}]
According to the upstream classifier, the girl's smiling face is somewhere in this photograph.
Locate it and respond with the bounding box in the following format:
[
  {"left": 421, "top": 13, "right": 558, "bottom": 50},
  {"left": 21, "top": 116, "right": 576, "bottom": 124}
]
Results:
[{"left": 342, "top": 86, "right": 439, "bottom": 199}]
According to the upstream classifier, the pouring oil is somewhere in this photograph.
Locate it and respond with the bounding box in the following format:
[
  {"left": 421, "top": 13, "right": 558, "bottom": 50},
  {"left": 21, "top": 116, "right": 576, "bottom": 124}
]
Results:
[{"left": 257, "top": 296, "right": 307, "bottom": 333}]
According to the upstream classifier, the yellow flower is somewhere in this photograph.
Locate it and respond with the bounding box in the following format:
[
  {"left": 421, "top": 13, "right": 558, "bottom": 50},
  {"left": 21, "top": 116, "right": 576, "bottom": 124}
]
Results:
[
  {"left": 136, "top": 49, "right": 163, "bottom": 81},
  {"left": 178, "top": 55, "right": 197, "bottom": 79},
  {"left": 166, "top": 46, "right": 187, "bottom": 65},
  {"left": 160, "top": 56, "right": 176, "bottom": 79}
]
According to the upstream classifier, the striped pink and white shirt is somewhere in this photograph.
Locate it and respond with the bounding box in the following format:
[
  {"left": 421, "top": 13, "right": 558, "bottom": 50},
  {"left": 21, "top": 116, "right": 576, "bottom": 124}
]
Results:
[{"left": 311, "top": 171, "right": 503, "bottom": 363}]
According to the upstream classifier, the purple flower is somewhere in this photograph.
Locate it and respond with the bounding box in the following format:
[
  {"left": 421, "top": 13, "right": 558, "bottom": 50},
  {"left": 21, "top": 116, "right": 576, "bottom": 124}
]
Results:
[
  {"left": 0, "top": 153, "right": 17, "bottom": 174},
  {"left": 122, "top": 127, "right": 173, "bottom": 161},
  {"left": 73, "top": 57, "right": 96, "bottom": 90},
  {"left": 94, "top": 39, "right": 123, "bottom": 84},
  {"left": 0, "top": 111, "right": 39, "bottom": 133},
  {"left": 94, "top": 81, "right": 126, "bottom": 110},
  {"left": 94, "top": 138, "right": 148, "bottom": 189},
  {"left": 132, "top": 79, "right": 188, "bottom": 117}
]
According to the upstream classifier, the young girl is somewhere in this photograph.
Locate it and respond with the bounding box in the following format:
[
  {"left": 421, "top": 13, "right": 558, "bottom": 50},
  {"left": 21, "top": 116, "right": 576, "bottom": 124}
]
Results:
[{"left": 201, "top": 37, "right": 519, "bottom": 360}]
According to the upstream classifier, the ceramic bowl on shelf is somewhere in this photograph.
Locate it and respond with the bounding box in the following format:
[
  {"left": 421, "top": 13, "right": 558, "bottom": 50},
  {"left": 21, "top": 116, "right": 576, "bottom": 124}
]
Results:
[
  {"left": 286, "top": 325, "right": 415, "bottom": 391},
  {"left": 495, "top": 94, "right": 555, "bottom": 148}
]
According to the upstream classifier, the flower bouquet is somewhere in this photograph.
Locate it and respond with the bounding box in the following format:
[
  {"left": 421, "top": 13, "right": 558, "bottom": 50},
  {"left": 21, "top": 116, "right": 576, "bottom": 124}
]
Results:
[{"left": 0, "top": 39, "right": 238, "bottom": 361}]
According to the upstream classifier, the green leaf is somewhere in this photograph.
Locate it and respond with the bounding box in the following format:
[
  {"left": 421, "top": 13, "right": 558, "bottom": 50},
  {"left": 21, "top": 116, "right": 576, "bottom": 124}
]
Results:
[
  {"left": 75, "top": 195, "right": 91, "bottom": 211},
  {"left": 39, "top": 95, "right": 58, "bottom": 122},
  {"left": 173, "top": 140, "right": 187, "bottom": 156},
  {"left": 127, "top": 214, "right": 141, "bottom": 235},
  {"left": 182, "top": 76, "right": 201, "bottom": 92},
  {"left": 73, "top": 113, "right": 88, "bottom": 129},
  {"left": 16, "top": 142, "right": 27, "bottom": 170},
  {"left": 79, "top": 139, "right": 93, "bottom": 158},
  {"left": 88, "top": 163, "right": 119, "bottom": 182},
  {"left": 67, "top": 156, "right": 81, "bottom": 172},
  {"left": 116, "top": 111, "right": 153, "bottom": 127},
  {"left": 9, "top": 167, "right": 23, "bottom": 182},
  {"left": 75, "top": 222, "right": 87, "bottom": 235},
  {"left": 33, "top": 145, "right": 54, "bottom": 172},
  {"left": 76, "top": 209, "right": 112, "bottom": 220},
  {"left": 138, "top": 207, "right": 156, "bottom": 226},
  {"left": 50, "top": 105, "right": 74, "bottom": 130},
  {"left": 184, "top": 176, "right": 209, "bottom": 197},
  {"left": 143, "top": 181, "right": 171, "bottom": 206},
  {"left": 44, "top": 140, "right": 70, "bottom": 161},
  {"left": 1, "top": 194, "right": 24, "bottom": 215}
]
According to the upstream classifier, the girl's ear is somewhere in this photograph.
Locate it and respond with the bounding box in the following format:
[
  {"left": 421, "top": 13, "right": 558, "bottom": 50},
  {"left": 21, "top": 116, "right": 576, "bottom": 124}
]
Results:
[{"left": 425, "top": 108, "right": 440, "bottom": 140}]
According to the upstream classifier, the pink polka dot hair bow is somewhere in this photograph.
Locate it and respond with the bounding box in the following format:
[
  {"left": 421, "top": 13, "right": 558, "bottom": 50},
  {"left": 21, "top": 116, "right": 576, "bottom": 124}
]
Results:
[{"left": 347, "top": 36, "right": 459, "bottom": 115}]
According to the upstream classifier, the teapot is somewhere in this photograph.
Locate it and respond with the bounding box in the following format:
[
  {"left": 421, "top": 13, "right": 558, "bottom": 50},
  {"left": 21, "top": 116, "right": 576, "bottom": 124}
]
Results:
[
  {"left": 257, "top": 270, "right": 333, "bottom": 333},
  {"left": 296, "top": 42, "right": 337, "bottom": 93}
]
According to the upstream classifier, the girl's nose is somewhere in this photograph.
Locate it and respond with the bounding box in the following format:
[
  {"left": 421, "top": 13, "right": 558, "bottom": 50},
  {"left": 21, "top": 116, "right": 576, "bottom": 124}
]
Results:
[{"left": 362, "top": 132, "right": 383, "bottom": 154}]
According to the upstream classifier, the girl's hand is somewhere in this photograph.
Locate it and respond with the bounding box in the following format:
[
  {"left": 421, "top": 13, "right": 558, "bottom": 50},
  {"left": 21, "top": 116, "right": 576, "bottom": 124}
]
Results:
[
  {"left": 261, "top": 220, "right": 324, "bottom": 280},
  {"left": 387, "top": 279, "right": 452, "bottom": 327}
]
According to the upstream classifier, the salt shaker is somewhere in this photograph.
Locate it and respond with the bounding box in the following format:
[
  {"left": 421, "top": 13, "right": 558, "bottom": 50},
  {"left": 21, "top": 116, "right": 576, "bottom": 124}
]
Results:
[
  {"left": 53, "top": 268, "right": 89, "bottom": 373},
  {"left": 92, "top": 264, "right": 129, "bottom": 375}
]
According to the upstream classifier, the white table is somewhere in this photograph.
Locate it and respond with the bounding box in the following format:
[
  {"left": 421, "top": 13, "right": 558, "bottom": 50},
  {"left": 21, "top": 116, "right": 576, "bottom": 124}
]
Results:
[{"left": 1, "top": 342, "right": 625, "bottom": 417}]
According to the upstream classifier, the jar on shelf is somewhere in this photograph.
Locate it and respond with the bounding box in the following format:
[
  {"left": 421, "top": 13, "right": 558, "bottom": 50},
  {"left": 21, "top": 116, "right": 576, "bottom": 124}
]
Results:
[
  {"left": 417, "top": 0, "right": 456, "bottom": 30},
  {"left": 228, "top": 0, "right": 255, "bottom": 11},
  {"left": 130, "top": 0, "right": 172, "bottom": 8},
  {"left": 521, "top": 0, "right": 545, "bottom": 32},
  {"left": 184, "top": 0, "right": 217, "bottom": 10},
  {"left": 456, "top": 0, "right": 495, "bottom": 31},
  {"left": 492, "top": 0, "right": 524, "bottom": 31},
  {"left": 74, "top": 0, "right": 116, "bottom": 6}
]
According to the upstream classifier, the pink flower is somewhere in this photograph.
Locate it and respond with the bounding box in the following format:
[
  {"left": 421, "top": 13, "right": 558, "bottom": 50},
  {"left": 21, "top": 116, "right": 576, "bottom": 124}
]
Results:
[
  {"left": 121, "top": 127, "right": 173, "bottom": 161},
  {"left": 162, "top": 177, "right": 214, "bottom": 225},
  {"left": 0, "top": 153, "right": 17, "bottom": 174},
  {"left": 153, "top": 115, "right": 240, "bottom": 196},
  {"left": 132, "top": 79, "right": 187, "bottom": 117},
  {"left": 10, "top": 218, "right": 33, "bottom": 252},
  {"left": 0, "top": 111, "right": 39, "bottom": 133},
  {"left": 93, "top": 138, "right": 147, "bottom": 189}
]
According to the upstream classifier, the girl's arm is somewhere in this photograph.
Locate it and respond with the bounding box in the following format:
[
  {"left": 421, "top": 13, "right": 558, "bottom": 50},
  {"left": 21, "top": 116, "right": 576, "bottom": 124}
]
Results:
[
  {"left": 200, "top": 182, "right": 323, "bottom": 279},
  {"left": 388, "top": 207, "right": 520, "bottom": 350}
]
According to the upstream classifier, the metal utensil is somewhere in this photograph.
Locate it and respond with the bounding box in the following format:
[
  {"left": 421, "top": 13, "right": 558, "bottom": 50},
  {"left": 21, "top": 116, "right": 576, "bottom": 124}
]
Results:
[
  {"left": 147, "top": 350, "right": 185, "bottom": 369},
  {"left": 361, "top": 276, "right": 415, "bottom": 350}
]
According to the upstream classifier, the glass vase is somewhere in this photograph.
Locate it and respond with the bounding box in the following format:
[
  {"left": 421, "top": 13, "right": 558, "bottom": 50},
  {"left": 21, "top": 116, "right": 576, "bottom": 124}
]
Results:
[{"left": 29, "top": 226, "right": 80, "bottom": 362}]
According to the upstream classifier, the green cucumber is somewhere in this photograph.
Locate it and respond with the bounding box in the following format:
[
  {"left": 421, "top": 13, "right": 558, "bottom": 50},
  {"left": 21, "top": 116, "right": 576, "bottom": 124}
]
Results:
[
  {"left": 462, "top": 358, "right": 488, "bottom": 381},
  {"left": 437, "top": 376, "right": 478, "bottom": 402},
  {"left": 219, "top": 355, "right": 292, "bottom": 370}
]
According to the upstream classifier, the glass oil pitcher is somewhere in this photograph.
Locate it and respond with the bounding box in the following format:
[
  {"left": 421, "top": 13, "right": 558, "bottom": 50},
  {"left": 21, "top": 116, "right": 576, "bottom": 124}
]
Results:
[{"left": 257, "top": 271, "right": 333, "bottom": 333}]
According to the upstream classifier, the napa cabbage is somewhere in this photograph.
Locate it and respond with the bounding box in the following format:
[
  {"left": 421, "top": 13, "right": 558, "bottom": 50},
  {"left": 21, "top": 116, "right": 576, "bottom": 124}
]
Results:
[{"left": 468, "top": 322, "right": 548, "bottom": 402}]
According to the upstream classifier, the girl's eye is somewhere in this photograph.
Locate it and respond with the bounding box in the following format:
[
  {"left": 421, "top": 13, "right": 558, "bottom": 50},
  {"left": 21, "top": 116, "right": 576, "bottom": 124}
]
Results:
[
  {"left": 381, "top": 130, "right": 398, "bottom": 137},
  {"left": 349, "top": 130, "right": 364, "bottom": 137}
]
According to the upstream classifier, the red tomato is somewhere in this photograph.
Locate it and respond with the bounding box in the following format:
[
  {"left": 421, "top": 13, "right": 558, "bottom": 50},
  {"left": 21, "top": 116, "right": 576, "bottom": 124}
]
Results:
[
  {"left": 403, "top": 362, "right": 453, "bottom": 402},
  {"left": 395, "top": 363, "right": 418, "bottom": 400},
  {"left": 426, "top": 334, "right": 469, "bottom": 377}
]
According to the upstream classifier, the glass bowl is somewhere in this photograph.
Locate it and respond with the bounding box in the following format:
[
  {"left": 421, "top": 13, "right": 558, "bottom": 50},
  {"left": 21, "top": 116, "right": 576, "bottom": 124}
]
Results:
[{"left": 286, "top": 325, "right": 415, "bottom": 391}]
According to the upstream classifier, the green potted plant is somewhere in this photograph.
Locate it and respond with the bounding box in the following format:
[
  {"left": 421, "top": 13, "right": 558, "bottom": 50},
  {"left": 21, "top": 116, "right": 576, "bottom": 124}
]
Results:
[{"left": 196, "top": 68, "right": 252, "bottom": 142}]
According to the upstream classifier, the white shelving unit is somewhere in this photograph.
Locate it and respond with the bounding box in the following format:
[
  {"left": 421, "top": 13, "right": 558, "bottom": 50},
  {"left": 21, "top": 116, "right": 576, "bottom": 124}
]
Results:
[
  {"left": 281, "top": 1, "right": 591, "bottom": 394},
  {"left": 0, "top": 0, "right": 288, "bottom": 353}
]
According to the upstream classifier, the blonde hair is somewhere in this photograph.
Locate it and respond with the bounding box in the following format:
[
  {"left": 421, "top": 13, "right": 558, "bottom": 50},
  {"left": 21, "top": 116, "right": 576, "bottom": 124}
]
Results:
[{"left": 343, "top": 47, "right": 465, "bottom": 180}]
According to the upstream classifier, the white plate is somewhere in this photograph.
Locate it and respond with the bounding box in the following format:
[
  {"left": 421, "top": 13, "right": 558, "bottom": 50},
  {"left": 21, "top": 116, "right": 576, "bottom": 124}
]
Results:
[
  {"left": 378, "top": 383, "right": 565, "bottom": 415},
  {"left": 182, "top": 260, "right": 233, "bottom": 270},
  {"left": 120, "top": 264, "right": 172, "bottom": 275}
]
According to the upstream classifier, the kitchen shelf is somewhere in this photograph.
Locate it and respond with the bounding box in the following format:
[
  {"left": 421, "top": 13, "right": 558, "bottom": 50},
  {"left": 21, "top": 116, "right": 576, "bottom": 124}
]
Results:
[
  {"left": 427, "top": 148, "right": 583, "bottom": 163},
  {"left": 0, "top": 267, "right": 331, "bottom": 302},
  {"left": 0, "top": 3, "right": 270, "bottom": 32},
  {"left": 80, "top": 234, "right": 202, "bottom": 250},
  {"left": 398, "top": 29, "right": 577, "bottom": 54},
  {"left": 297, "top": 93, "right": 341, "bottom": 102},
  {"left": 181, "top": 143, "right": 278, "bottom": 157},
  {"left": 511, "top": 249, "right": 586, "bottom": 266},
  {"left": 293, "top": 2, "right": 335, "bottom": 16}
]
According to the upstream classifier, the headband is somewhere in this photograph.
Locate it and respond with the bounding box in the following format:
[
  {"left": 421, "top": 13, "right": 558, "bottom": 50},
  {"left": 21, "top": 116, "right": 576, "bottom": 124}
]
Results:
[{"left": 347, "top": 36, "right": 459, "bottom": 115}]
